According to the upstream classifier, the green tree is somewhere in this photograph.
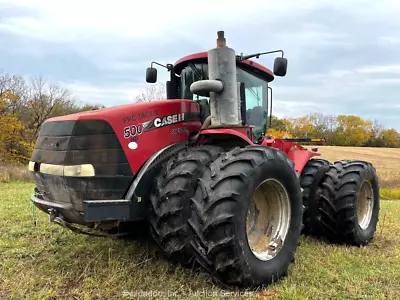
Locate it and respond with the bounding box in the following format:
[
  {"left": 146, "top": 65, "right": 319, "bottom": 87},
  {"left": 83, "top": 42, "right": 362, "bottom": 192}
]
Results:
[
  {"left": 335, "top": 115, "right": 372, "bottom": 146},
  {"left": 0, "top": 91, "right": 33, "bottom": 163},
  {"left": 380, "top": 129, "right": 399, "bottom": 148},
  {"left": 269, "top": 115, "right": 288, "bottom": 131}
]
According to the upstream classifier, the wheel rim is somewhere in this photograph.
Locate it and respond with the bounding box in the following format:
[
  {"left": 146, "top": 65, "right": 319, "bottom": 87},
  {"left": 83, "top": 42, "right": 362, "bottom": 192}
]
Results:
[
  {"left": 246, "top": 178, "right": 291, "bottom": 261},
  {"left": 357, "top": 180, "right": 374, "bottom": 230}
]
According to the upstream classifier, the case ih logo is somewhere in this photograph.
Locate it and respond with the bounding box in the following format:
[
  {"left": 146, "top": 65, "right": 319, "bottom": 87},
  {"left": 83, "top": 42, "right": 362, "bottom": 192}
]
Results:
[
  {"left": 154, "top": 113, "right": 185, "bottom": 128},
  {"left": 142, "top": 112, "right": 200, "bottom": 131}
]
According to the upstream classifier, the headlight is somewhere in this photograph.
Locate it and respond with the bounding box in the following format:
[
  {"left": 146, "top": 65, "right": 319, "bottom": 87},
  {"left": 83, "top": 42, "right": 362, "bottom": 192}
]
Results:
[
  {"left": 64, "top": 164, "right": 95, "bottom": 177},
  {"left": 28, "top": 162, "right": 95, "bottom": 177}
]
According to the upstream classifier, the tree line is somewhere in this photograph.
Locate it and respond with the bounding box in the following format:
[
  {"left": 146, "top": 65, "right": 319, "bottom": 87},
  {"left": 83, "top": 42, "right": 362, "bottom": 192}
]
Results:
[
  {"left": 0, "top": 71, "right": 104, "bottom": 163},
  {"left": 267, "top": 113, "right": 400, "bottom": 148},
  {"left": 1, "top": 70, "right": 398, "bottom": 164}
]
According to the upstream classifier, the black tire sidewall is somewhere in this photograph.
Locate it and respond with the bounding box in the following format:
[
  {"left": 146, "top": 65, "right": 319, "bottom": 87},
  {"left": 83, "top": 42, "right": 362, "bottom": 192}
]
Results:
[
  {"left": 234, "top": 156, "right": 303, "bottom": 285},
  {"left": 301, "top": 159, "right": 330, "bottom": 231}
]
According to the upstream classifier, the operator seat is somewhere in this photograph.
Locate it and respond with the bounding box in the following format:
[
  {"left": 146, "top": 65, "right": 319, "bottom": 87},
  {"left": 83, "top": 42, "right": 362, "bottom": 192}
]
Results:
[
  {"left": 247, "top": 106, "right": 264, "bottom": 126},
  {"left": 196, "top": 98, "right": 211, "bottom": 124},
  {"left": 247, "top": 106, "right": 265, "bottom": 143}
]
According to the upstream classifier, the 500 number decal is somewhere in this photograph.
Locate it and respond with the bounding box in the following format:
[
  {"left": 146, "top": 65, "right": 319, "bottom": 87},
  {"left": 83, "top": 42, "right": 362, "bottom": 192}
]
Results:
[{"left": 124, "top": 124, "right": 143, "bottom": 139}]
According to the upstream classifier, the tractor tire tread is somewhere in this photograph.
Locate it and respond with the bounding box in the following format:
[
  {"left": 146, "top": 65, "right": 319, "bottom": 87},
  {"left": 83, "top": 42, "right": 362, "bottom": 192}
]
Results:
[
  {"left": 316, "top": 160, "right": 380, "bottom": 245},
  {"left": 299, "top": 158, "right": 330, "bottom": 234},
  {"left": 148, "top": 145, "right": 223, "bottom": 267}
]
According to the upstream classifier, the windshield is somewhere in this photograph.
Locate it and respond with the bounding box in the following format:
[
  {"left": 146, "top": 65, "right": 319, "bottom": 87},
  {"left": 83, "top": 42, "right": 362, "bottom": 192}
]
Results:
[
  {"left": 180, "top": 63, "right": 209, "bottom": 101},
  {"left": 179, "top": 63, "right": 268, "bottom": 139}
]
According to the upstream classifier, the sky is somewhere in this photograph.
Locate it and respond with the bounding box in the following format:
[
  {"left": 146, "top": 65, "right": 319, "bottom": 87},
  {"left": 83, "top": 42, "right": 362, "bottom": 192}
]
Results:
[{"left": 1, "top": 0, "right": 400, "bottom": 129}]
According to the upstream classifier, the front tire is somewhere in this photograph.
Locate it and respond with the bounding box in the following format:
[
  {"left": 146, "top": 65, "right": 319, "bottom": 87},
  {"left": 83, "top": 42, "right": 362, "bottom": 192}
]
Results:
[
  {"left": 189, "top": 146, "right": 303, "bottom": 288},
  {"left": 148, "top": 145, "right": 223, "bottom": 267}
]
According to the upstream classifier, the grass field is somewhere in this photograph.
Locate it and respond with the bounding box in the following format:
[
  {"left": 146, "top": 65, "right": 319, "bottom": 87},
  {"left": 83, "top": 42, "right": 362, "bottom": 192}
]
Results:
[
  {"left": 1, "top": 146, "right": 400, "bottom": 299},
  {"left": 0, "top": 182, "right": 399, "bottom": 299}
]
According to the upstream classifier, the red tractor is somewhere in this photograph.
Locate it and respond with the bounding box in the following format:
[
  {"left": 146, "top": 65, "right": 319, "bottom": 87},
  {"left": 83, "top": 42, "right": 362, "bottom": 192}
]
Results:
[{"left": 28, "top": 31, "right": 380, "bottom": 289}]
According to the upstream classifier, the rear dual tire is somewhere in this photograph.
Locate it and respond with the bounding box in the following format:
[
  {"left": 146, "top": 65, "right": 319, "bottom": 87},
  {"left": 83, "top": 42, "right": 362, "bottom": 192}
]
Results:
[
  {"left": 299, "top": 159, "right": 330, "bottom": 235},
  {"left": 316, "top": 160, "right": 380, "bottom": 245}
]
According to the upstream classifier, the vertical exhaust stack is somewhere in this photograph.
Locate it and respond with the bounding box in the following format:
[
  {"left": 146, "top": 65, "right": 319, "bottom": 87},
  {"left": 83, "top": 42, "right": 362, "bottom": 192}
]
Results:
[
  {"left": 190, "top": 31, "right": 241, "bottom": 128},
  {"left": 208, "top": 31, "right": 241, "bottom": 127}
]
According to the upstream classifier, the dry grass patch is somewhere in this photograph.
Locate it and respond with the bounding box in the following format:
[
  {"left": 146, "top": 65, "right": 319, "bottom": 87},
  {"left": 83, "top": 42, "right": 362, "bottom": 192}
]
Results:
[
  {"left": 0, "top": 163, "right": 32, "bottom": 182},
  {"left": 314, "top": 146, "right": 400, "bottom": 189}
]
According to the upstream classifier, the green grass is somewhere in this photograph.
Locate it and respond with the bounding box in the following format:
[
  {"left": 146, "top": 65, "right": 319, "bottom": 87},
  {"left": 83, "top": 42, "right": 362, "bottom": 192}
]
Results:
[
  {"left": 381, "top": 188, "right": 400, "bottom": 200},
  {"left": 1, "top": 182, "right": 400, "bottom": 299}
]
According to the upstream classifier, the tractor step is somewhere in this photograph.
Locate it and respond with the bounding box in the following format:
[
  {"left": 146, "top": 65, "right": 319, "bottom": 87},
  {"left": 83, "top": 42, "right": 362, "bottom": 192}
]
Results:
[
  {"left": 83, "top": 200, "right": 132, "bottom": 222},
  {"left": 30, "top": 194, "right": 144, "bottom": 223}
]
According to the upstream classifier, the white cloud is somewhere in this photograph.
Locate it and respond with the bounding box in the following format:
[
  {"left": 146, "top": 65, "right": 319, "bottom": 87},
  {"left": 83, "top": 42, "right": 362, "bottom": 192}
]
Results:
[
  {"left": 5, "top": 0, "right": 396, "bottom": 43},
  {"left": 0, "top": 0, "right": 305, "bottom": 41},
  {"left": 357, "top": 65, "right": 400, "bottom": 74},
  {"left": 378, "top": 36, "right": 400, "bottom": 45},
  {"left": 62, "top": 81, "right": 146, "bottom": 106}
]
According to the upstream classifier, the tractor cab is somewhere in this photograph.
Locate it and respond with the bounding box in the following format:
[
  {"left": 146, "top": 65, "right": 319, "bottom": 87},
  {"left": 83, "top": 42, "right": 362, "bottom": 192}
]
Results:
[{"left": 146, "top": 50, "right": 287, "bottom": 143}]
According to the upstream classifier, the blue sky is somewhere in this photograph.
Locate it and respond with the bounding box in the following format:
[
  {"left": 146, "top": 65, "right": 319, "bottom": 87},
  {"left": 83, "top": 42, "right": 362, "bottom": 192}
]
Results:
[{"left": 1, "top": 0, "right": 400, "bottom": 129}]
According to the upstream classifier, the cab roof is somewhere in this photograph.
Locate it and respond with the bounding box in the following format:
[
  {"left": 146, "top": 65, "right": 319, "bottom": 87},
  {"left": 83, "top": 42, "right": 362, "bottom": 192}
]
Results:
[{"left": 173, "top": 51, "right": 275, "bottom": 82}]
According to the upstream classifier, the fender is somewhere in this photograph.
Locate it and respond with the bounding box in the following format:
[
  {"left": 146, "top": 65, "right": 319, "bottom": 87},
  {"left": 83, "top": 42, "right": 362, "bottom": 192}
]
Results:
[
  {"left": 199, "top": 130, "right": 321, "bottom": 174},
  {"left": 201, "top": 128, "right": 254, "bottom": 143},
  {"left": 260, "top": 137, "right": 322, "bottom": 174},
  {"left": 124, "top": 141, "right": 187, "bottom": 201},
  {"left": 199, "top": 128, "right": 255, "bottom": 149},
  {"left": 81, "top": 141, "right": 188, "bottom": 223},
  {"left": 287, "top": 148, "right": 321, "bottom": 174}
]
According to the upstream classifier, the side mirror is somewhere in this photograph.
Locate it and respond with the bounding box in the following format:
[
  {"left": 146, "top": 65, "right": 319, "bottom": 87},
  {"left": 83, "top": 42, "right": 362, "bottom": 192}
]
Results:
[
  {"left": 273, "top": 57, "right": 288, "bottom": 77},
  {"left": 146, "top": 67, "right": 157, "bottom": 83}
]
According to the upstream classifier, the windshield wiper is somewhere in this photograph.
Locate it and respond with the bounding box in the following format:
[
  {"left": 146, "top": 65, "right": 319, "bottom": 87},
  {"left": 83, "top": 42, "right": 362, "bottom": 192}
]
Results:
[
  {"left": 188, "top": 63, "right": 203, "bottom": 80},
  {"left": 248, "top": 87, "right": 261, "bottom": 106}
]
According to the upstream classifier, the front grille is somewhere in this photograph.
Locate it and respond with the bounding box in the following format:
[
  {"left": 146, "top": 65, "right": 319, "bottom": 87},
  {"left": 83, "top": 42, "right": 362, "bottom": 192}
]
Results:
[{"left": 31, "top": 119, "right": 134, "bottom": 211}]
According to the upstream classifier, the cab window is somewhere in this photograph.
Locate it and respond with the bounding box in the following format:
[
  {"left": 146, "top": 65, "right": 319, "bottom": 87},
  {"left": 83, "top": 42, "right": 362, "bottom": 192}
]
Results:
[{"left": 178, "top": 63, "right": 269, "bottom": 139}]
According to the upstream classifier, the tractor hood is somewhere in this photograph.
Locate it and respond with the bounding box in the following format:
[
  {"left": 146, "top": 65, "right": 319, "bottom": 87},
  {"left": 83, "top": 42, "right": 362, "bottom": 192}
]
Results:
[{"left": 28, "top": 99, "right": 202, "bottom": 224}]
